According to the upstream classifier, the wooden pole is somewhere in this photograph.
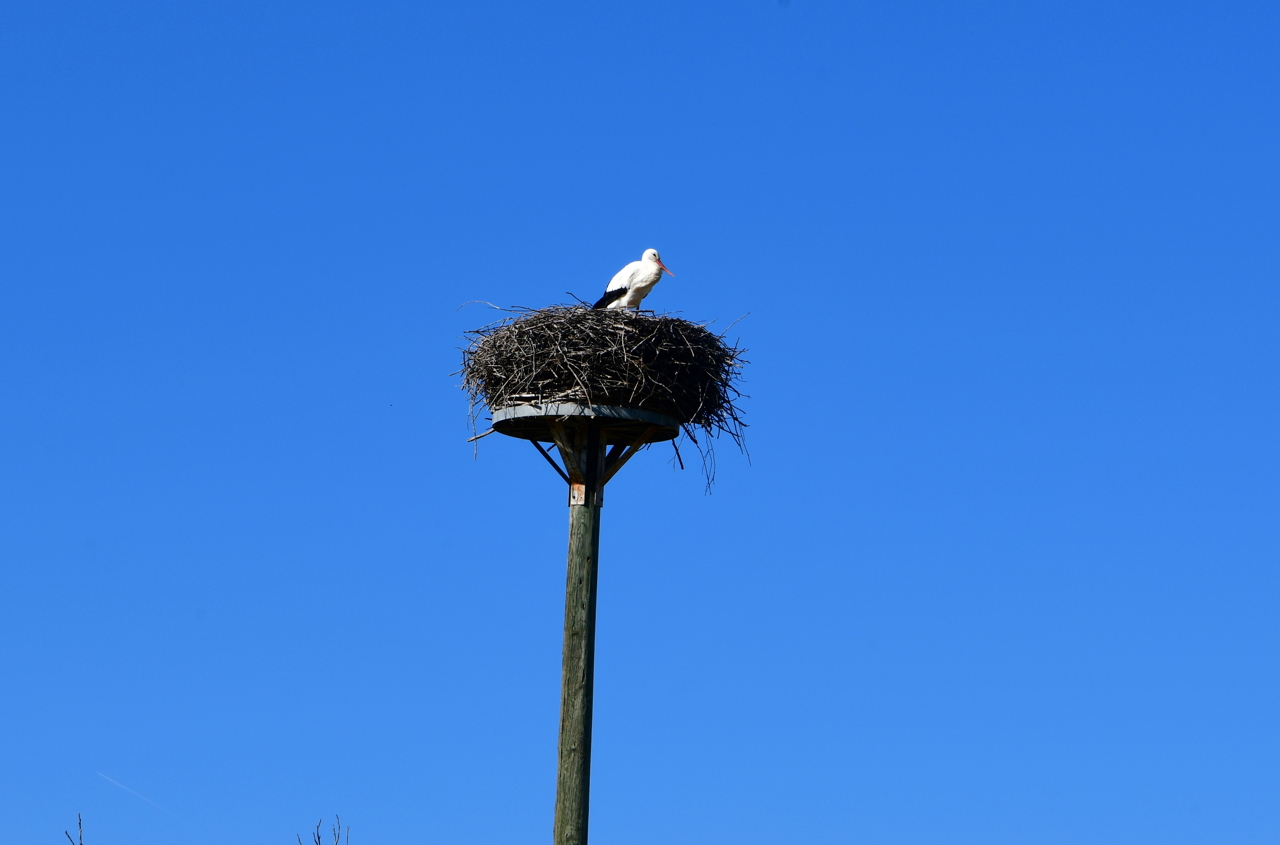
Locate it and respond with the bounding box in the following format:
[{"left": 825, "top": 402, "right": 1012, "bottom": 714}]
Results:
[{"left": 553, "top": 422, "right": 604, "bottom": 845}]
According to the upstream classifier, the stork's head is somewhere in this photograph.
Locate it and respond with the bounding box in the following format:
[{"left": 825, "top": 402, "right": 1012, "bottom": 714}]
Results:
[{"left": 643, "top": 248, "right": 674, "bottom": 276}]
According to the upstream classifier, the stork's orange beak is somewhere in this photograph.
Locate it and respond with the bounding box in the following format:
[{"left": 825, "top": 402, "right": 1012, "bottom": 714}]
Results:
[{"left": 657, "top": 259, "right": 674, "bottom": 276}]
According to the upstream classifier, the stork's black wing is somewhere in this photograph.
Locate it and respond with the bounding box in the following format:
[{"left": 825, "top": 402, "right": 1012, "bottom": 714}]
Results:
[{"left": 592, "top": 287, "right": 628, "bottom": 309}]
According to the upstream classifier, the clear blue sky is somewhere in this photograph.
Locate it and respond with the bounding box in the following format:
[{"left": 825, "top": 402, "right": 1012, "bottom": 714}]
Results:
[{"left": 2, "top": 2, "right": 1278, "bottom": 843}]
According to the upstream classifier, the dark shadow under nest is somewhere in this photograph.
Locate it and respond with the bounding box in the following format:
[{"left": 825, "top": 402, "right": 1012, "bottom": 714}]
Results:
[{"left": 460, "top": 305, "right": 747, "bottom": 480}]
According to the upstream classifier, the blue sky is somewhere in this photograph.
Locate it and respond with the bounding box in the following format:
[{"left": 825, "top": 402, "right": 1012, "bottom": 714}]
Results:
[{"left": 2, "top": 1, "right": 1278, "bottom": 843}]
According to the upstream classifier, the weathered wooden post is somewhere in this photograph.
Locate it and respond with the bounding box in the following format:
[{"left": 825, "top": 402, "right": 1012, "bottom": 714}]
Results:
[
  {"left": 553, "top": 419, "right": 602, "bottom": 845},
  {"left": 461, "top": 307, "right": 745, "bottom": 845},
  {"left": 488, "top": 406, "right": 677, "bottom": 845}
]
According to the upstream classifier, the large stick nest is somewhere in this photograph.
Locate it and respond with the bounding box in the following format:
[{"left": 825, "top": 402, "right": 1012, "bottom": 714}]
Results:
[{"left": 461, "top": 305, "right": 747, "bottom": 468}]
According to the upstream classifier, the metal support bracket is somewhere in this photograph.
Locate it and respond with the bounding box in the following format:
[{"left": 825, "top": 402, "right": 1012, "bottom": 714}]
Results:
[
  {"left": 530, "top": 439, "right": 571, "bottom": 484},
  {"left": 601, "top": 425, "right": 657, "bottom": 485},
  {"left": 524, "top": 420, "right": 665, "bottom": 508}
]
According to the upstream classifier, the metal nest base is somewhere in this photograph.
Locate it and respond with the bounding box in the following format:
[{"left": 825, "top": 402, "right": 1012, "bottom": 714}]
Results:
[{"left": 491, "top": 403, "right": 680, "bottom": 446}]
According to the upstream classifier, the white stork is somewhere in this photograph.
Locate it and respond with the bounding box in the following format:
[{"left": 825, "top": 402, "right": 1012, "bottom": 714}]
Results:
[{"left": 592, "top": 249, "right": 674, "bottom": 310}]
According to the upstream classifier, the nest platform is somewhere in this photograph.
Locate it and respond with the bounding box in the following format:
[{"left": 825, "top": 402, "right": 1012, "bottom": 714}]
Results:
[
  {"left": 462, "top": 305, "right": 744, "bottom": 442},
  {"left": 461, "top": 305, "right": 746, "bottom": 485}
]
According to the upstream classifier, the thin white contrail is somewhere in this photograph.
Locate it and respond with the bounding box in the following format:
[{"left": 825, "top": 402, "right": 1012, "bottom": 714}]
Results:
[{"left": 96, "top": 772, "right": 172, "bottom": 814}]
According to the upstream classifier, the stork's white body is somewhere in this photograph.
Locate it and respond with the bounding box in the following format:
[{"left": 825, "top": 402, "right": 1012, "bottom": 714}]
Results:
[
  {"left": 604, "top": 259, "right": 662, "bottom": 309},
  {"left": 593, "top": 249, "right": 674, "bottom": 310}
]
